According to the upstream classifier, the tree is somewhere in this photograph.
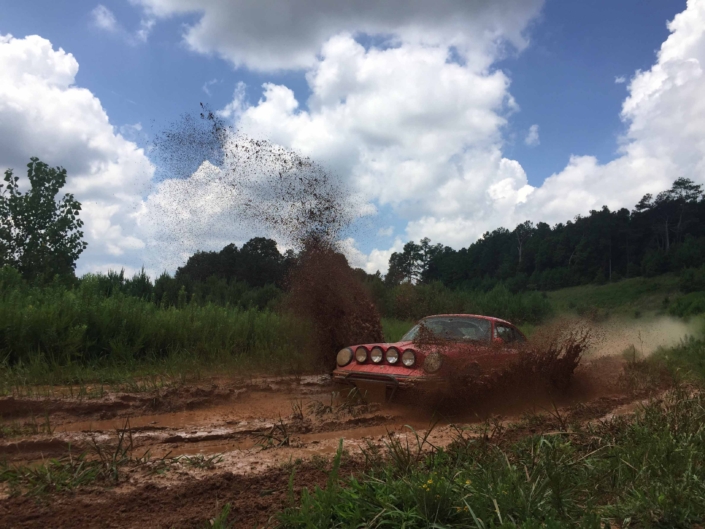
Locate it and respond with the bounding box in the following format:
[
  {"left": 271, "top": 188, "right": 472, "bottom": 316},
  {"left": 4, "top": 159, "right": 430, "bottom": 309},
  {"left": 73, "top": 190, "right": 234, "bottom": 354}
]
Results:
[
  {"left": 0, "top": 158, "right": 86, "bottom": 280},
  {"left": 176, "top": 237, "right": 288, "bottom": 287},
  {"left": 385, "top": 238, "right": 443, "bottom": 285},
  {"left": 513, "top": 220, "right": 535, "bottom": 264},
  {"left": 238, "top": 237, "right": 285, "bottom": 287},
  {"left": 386, "top": 242, "right": 421, "bottom": 285},
  {"left": 635, "top": 178, "right": 703, "bottom": 253}
]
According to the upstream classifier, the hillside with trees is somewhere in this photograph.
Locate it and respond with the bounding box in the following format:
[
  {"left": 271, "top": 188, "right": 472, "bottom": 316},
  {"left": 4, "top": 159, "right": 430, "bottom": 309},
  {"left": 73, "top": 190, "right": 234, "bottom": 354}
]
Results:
[{"left": 385, "top": 178, "right": 705, "bottom": 292}]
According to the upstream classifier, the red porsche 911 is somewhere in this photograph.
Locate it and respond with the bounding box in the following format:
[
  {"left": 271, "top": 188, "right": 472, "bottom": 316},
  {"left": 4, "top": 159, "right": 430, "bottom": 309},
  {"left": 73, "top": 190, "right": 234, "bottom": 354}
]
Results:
[{"left": 332, "top": 314, "right": 526, "bottom": 397}]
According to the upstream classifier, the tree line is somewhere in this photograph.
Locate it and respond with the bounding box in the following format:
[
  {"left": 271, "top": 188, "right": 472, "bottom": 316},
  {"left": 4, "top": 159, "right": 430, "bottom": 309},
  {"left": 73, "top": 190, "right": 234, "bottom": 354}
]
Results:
[
  {"left": 3, "top": 158, "right": 704, "bottom": 305},
  {"left": 385, "top": 178, "right": 705, "bottom": 292}
]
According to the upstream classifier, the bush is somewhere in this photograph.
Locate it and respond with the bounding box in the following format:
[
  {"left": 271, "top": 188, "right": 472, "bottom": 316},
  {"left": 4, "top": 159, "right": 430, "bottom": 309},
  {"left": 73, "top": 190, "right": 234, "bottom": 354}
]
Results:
[
  {"left": 642, "top": 250, "right": 669, "bottom": 277},
  {"left": 679, "top": 266, "right": 705, "bottom": 293},
  {"left": 668, "top": 291, "right": 705, "bottom": 318}
]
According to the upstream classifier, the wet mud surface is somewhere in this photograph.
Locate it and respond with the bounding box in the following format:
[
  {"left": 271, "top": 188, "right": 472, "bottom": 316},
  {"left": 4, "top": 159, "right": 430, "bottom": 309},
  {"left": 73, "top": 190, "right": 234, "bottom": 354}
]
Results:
[{"left": 0, "top": 358, "right": 657, "bottom": 528}]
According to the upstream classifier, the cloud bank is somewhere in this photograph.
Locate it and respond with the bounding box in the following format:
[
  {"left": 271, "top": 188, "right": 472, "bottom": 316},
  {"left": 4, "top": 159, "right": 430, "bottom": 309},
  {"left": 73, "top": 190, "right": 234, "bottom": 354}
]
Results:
[
  {"left": 3, "top": 0, "right": 705, "bottom": 276},
  {"left": 132, "top": 0, "right": 543, "bottom": 71}
]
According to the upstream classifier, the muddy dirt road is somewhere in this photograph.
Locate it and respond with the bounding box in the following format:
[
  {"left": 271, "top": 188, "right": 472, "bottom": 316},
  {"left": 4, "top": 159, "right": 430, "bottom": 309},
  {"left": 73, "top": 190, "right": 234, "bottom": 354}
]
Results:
[{"left": 0, "top": 356, "right": 649, "bottom": 528}]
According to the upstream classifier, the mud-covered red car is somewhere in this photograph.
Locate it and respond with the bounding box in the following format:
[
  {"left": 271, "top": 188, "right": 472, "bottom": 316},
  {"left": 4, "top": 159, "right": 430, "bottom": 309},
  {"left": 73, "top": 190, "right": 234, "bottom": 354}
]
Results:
[{"left": 332, "top": 314, "right": 526, "bottom": 397}]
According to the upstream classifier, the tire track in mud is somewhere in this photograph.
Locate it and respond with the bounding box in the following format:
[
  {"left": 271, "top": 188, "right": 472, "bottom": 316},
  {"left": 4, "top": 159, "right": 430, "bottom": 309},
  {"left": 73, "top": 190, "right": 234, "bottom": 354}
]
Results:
[
  {"left": 1, "top": 356, "right": 640, "bottom": 465},
  {"left": 0, "top": 358, "right": 666, "bottom": 529},
  {"left": 0, "top": 376, "right": 652, "bottom": 529}
]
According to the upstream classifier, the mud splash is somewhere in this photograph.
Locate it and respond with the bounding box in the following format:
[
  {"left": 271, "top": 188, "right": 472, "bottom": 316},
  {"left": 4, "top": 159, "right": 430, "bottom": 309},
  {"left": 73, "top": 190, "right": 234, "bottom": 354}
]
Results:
[
  {"left": 152, "top": 107, "right": 381, "bottom": 365},
  {"left": 411, "top": 319, "right": 593, "bottom": 412}
]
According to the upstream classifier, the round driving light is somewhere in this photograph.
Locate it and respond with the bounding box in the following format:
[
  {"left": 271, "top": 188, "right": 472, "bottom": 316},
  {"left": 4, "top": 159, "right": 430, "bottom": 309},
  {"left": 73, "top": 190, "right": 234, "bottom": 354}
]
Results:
[
  {"left": 401, "top": 349, "right": 416, "bottom": 367},
  {"left": 355, "top": 347, "right": 368, "bottom": 363},
  {"left": 423, "top": 351, "right": 443, "bottom": 373},
  {"left": 385, "top": 347, "right": 399, "bottom": 364},
  {"left": 336, "top": 348, "right": 352, "bottom": 367},
  {"left": 370, "top": 347, "right": 383, "bottom": 363}
]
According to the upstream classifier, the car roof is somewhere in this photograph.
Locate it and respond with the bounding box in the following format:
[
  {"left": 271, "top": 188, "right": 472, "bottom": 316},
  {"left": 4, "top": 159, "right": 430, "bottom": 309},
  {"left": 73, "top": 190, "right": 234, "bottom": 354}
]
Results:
[{"left": 421, "top": 314, "right": 514, "bottom": 326}]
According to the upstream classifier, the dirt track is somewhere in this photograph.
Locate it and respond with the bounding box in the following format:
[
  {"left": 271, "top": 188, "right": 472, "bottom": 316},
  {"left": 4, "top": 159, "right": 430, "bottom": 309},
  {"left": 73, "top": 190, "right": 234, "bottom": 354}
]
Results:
[{"left": 0, "top": 356, "right": 648, "bottom": 528}]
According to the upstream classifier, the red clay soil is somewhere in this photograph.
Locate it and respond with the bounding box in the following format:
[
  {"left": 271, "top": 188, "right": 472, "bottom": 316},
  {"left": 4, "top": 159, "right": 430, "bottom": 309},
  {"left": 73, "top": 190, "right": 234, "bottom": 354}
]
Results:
[
  {"left": 0, "top": 461, "right": 356, "bottom": 528},
  {"left": 0, "top": 357, "right": 660, "bottom": 529}
]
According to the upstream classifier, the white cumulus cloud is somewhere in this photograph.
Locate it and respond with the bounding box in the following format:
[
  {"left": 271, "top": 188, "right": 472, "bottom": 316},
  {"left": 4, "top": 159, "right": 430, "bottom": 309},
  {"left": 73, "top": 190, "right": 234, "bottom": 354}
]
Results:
[
  {"left": 91, "top": 5, "right": 119, "bottom": 32},
  {"left": 132, "top": 0, "right": 543, "bottom": 71},
  {"left": 220, "top": 0, "right": 705, "bottom": 274},
  {"left": 0, "top": 34, "right": 154, "bottom": 274},
  {"left": 516, "top": 0, "right": 705, "bottom": 225},
  {"left": 226, "top": 33, "right": 533, "bottom": 269},
  {"left": 524, "top": 124, "right": 540, "bottom": 146},
  {"left": 90, "top": 4, "right": 155, "bottom": 44},
  {"left": 7, "top": 0, "right": 705, "bottom": 279}
]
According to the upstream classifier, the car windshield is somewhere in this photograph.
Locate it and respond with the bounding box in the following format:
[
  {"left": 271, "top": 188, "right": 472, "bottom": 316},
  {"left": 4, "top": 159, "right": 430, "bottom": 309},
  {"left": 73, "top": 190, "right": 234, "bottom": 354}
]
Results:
[{"left": 401, "top": 317, "right": 492, "bottom": 343}]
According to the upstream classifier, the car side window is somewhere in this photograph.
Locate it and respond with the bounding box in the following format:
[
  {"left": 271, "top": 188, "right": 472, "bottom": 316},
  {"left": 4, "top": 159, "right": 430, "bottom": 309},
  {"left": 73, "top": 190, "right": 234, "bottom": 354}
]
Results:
[
  {"left": 513, "top": 327, "right": 526, "bottom": 342},
  {"left": 495, "top": 324, "right": 515, "bottom": 343}
]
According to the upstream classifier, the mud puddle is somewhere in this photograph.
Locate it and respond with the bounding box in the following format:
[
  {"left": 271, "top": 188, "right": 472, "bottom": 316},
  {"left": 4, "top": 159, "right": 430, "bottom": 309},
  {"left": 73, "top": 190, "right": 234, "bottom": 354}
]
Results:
[{"left": 0, "top": 358, "right": 665, "bottom": 528}]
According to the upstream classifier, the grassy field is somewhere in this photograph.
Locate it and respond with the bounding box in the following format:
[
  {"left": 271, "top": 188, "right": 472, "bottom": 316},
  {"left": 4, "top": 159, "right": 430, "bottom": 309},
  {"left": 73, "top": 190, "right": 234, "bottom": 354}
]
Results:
[
  {"left": 277, "top": 383, "right": 705, "bottom": 528},
  {"left": 381, "top": 318, "right": 415, "bottom": 342},
  {"left": 276, "top": 332, "right": 705, "bottom": 528},
  {"left": 546, "top": 274, "right": 681, "bottom": 317},
  {"left": 1, "top": 270, "right": 702, "bottom": 395}
]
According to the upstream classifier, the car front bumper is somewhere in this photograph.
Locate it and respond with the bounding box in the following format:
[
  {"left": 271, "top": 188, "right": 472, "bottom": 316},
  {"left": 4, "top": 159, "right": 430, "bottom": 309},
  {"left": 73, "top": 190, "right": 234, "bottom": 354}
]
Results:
[{"left": 332, "top": 369, "right": 432, "bottom": 389}]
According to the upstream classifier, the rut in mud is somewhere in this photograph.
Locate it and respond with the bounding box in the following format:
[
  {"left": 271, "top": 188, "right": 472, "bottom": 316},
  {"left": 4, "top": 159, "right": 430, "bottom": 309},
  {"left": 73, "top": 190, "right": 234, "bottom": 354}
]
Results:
[{"left": 0, "top": 352, "right": 671, "bottom": 528}]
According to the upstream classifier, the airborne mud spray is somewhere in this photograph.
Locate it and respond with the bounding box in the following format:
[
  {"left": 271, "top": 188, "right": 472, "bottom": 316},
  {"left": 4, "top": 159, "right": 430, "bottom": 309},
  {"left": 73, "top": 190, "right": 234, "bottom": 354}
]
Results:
[
  {"left": 153, "top": 106, "right": 382, "bottom": 366},
  {"left": 411, "top": 319, "right": 593, "bottom": 412}
]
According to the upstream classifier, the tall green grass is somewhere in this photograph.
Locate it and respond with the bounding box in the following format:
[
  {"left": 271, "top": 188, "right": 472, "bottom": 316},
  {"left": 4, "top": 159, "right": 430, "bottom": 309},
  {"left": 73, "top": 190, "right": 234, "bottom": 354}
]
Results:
[
  {"left": 0, "top": 267, "right": 316, "bottom": 387},
  {"left": 651, "top": 335, "right": 705, "bottom": 381},
  {"left": 381, "top": 318, "right": 415, "bottom": 342},
  {"left": 380, "top": 282, "right": 553, "bottom": 324},
  {"left": 279, "top": 386, "right": 705, "bottom": 528}
]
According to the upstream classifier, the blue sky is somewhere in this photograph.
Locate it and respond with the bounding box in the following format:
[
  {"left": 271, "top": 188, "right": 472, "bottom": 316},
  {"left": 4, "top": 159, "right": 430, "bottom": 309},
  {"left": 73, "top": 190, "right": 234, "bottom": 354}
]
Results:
[
  {"left": 1, "top": 0, "right": 703, "bottom": 274},
  {"left": 1, "top": 0, "right": 684, "bottom": 182}
]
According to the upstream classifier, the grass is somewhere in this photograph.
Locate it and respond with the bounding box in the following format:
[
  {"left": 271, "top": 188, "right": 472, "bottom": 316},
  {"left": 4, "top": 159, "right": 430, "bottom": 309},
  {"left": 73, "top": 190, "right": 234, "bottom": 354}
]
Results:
[
  {"left": 0, "top": 412, "right": 53, "bottom": 439},
  {"left": 651, "top": 335, "right": 705, "bottom": 381},
  {"left": 0, "top": 268, "right": 317, "bottom": 372},
  {"left": 278, "top": 385, "right": 705, "bottom": 528},
  {"left": 547, "top": 275, "right": 681, "bottom": 317},
  {"left": 0, "top": 274, "right": 320, "bottom": 394},
  {"left": 381, "top": 318, "right": 415, "bottom": 342},
  {"left": 668, "top": 291, "right": 705, "bottom": 319},
  {"left": 1, "top": 420, "right": 135, "bottom": 495},
  {"left": 0, "top": 270, "right": 698, "bottom": 399},
  {"left": 208, "top": 503, "right": 234, "bottom": 529},
  {"left": 383, "top": 283, "right": 554, "bottom": 324},
  {"left": 0, "top": 419, "right": 226, "bottom": 496}
]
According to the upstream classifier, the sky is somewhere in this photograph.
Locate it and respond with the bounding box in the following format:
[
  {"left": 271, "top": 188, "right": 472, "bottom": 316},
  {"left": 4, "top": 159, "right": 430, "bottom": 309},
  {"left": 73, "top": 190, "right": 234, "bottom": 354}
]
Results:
[{"left": 1, "top": 0, "right": 703, "bottom": 276}]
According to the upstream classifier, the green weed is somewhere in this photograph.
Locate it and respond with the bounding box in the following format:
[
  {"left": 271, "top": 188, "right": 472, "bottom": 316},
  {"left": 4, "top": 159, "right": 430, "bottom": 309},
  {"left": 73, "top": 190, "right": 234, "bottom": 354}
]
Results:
[
  {"left": 207, "top": 503, "right": 234, "bottom": 529},
  {"left": 255, "top": 417, "right": 291, "bottom": 449},
  {"left": 0, "top": 276, "right": 317, "bottom": 388},
  {"left": 0, "top": 412, "right": 53, "bottom": 439},
  {"left": 177, "top": 454, "right": 224, "bottom": 470},
  {"left": 278, "top": 388, "right": 705, "bottom": 528}
]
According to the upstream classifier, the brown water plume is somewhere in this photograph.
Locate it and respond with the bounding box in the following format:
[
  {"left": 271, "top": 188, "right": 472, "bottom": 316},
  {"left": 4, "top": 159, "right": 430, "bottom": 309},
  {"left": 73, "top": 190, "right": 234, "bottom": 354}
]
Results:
[
  {"left": 415, "top": 319, "right": 593, "bottom": 411},
  {"left": 152, "top": 106, "right": 381, "bottom": 365}
]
